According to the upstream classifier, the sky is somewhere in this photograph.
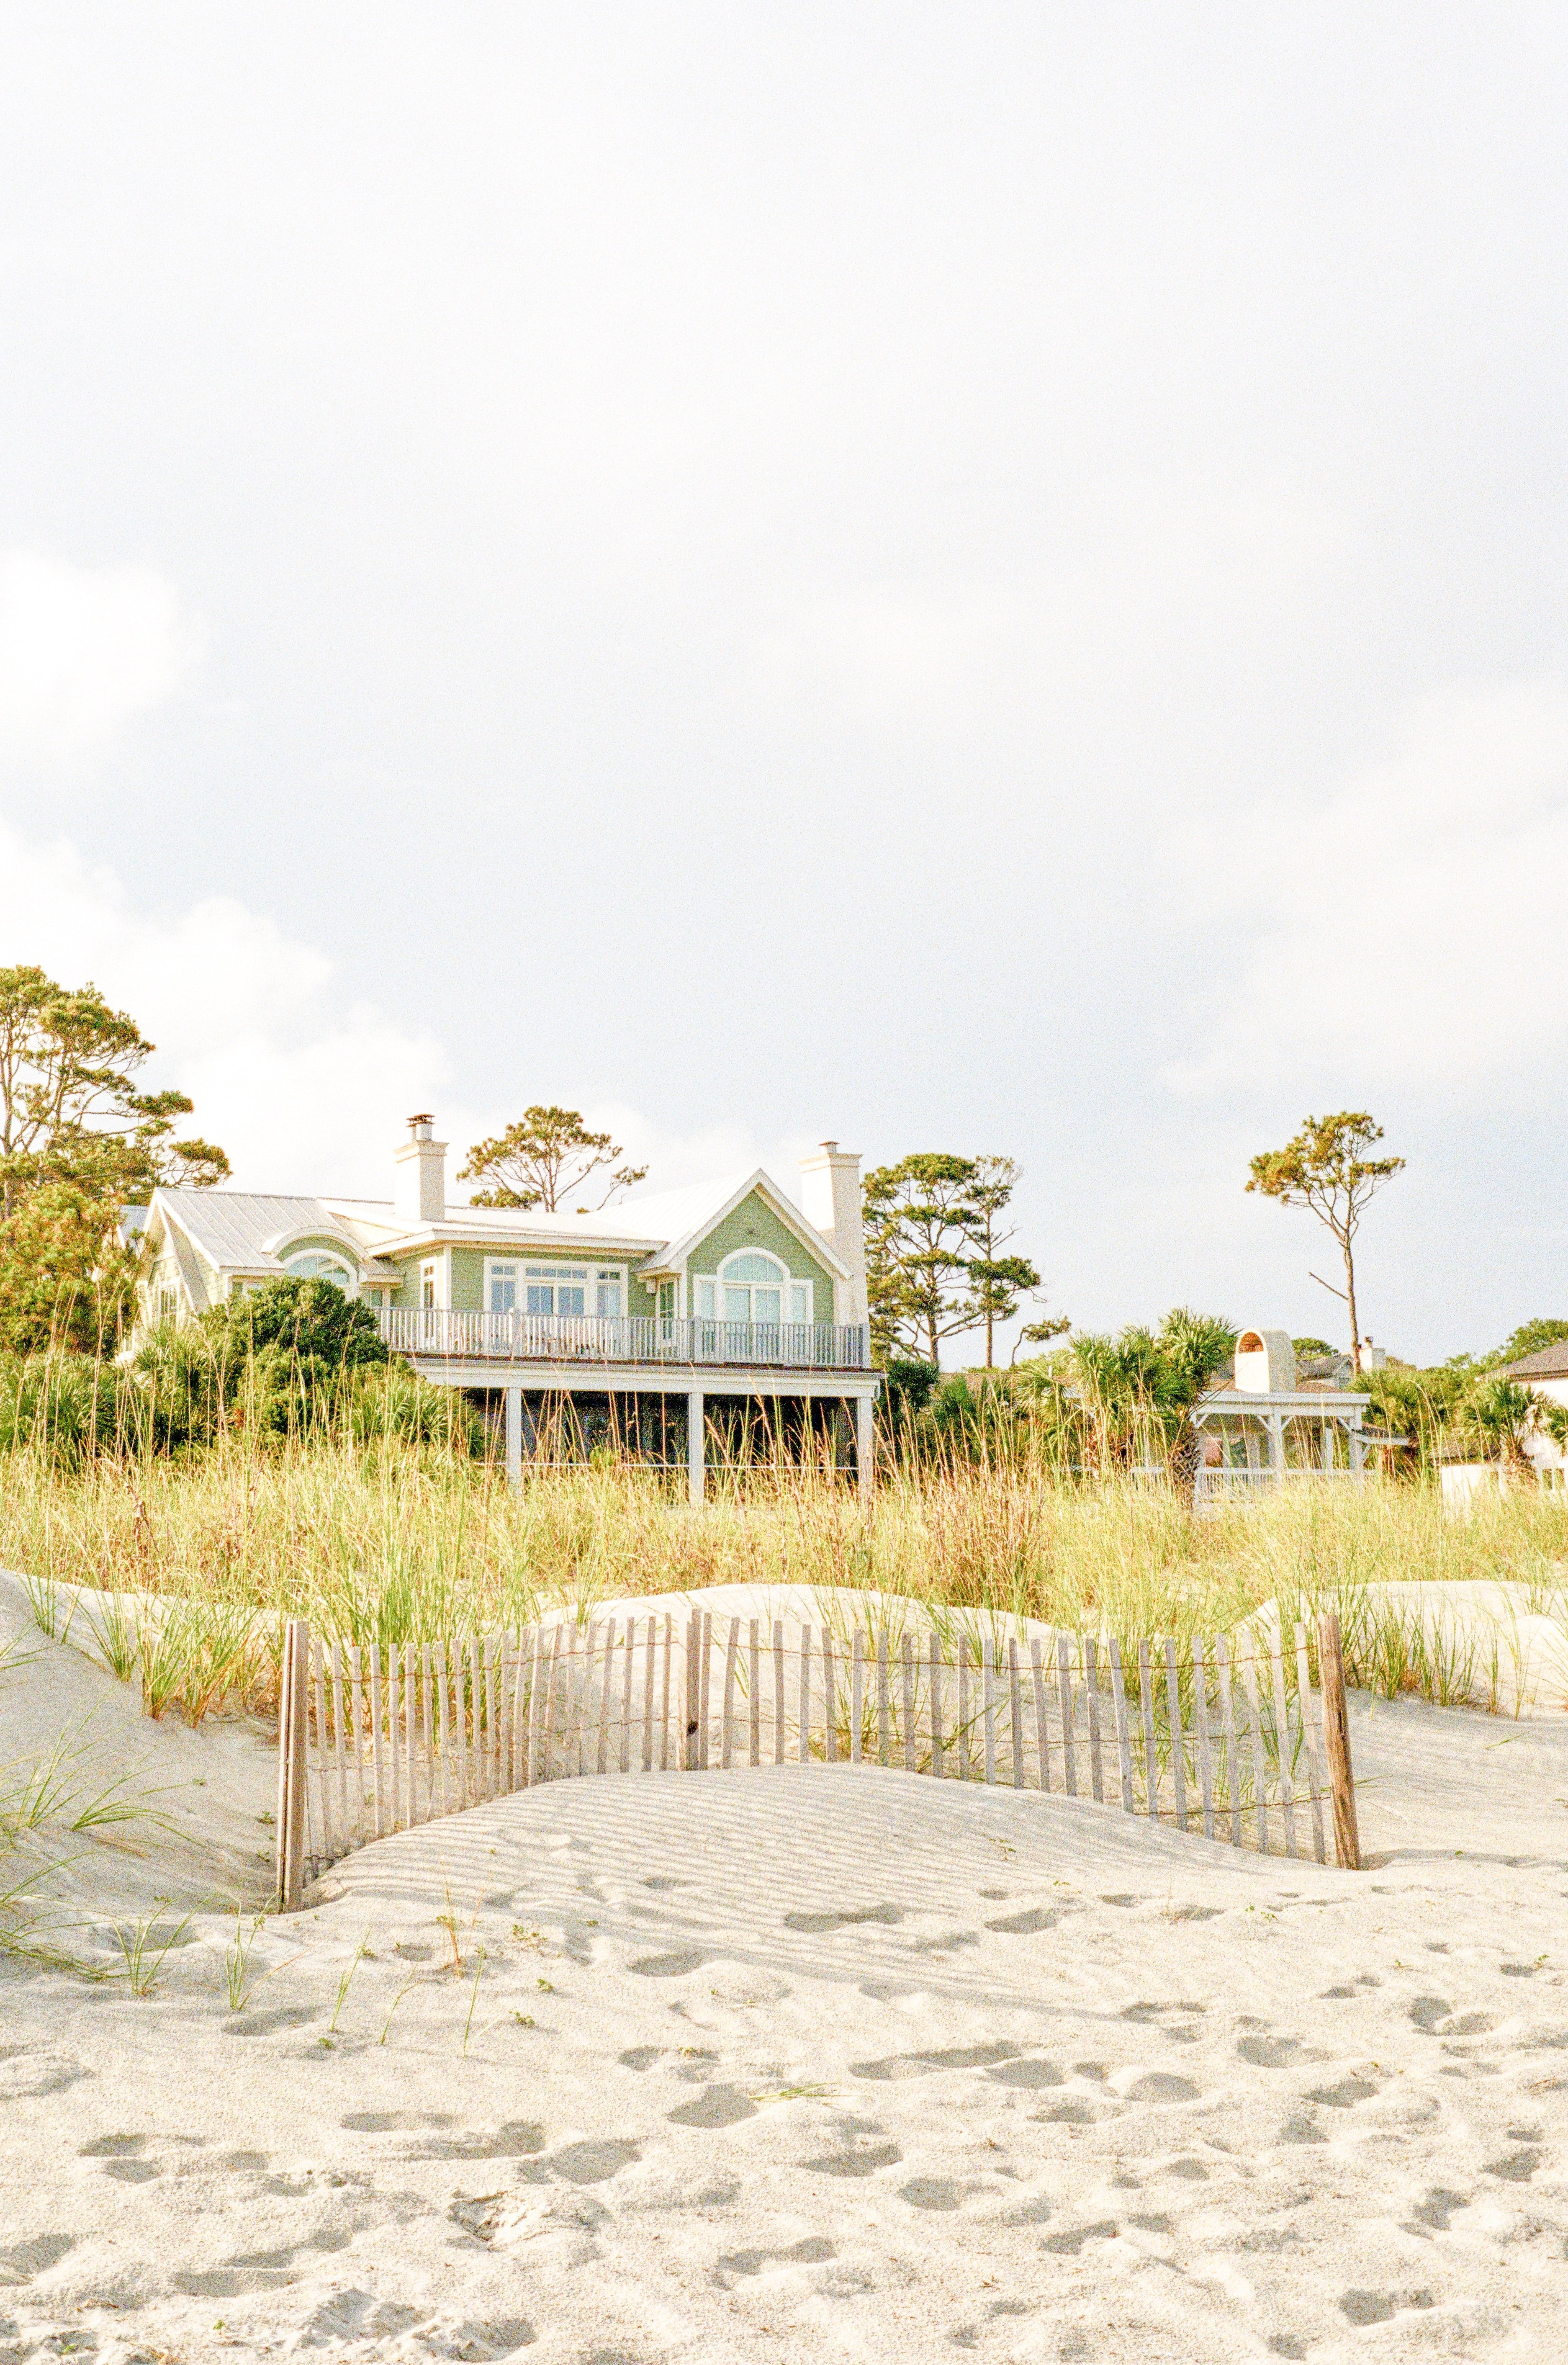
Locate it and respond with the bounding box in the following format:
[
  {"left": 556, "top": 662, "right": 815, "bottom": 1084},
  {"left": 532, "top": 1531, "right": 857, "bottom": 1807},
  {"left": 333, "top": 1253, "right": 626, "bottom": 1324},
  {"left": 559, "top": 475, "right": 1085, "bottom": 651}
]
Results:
[{"left": 2, "top": 3, "right": 1565, "bottom": 1365}]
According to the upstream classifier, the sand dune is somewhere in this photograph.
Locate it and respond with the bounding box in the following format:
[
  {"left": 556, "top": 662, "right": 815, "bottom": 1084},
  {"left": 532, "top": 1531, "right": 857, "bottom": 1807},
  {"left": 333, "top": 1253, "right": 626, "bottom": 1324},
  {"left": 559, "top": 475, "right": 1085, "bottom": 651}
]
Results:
[{"left": 3, "top": 1573, "right": 1568, "bottom": 2362}]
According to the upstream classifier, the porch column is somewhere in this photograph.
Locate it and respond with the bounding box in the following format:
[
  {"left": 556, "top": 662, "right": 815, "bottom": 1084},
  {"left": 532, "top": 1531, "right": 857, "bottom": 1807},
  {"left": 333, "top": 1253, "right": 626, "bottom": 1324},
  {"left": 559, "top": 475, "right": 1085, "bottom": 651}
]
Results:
[
  {"left": 505, "top": 1386, "right": 522, "bottom": 1487},
  {"left": 1320, "top": 1418, "right": 1333, "bottom": 1472},
  {"left": 1349, "top": 1418, "right": 1366, "bottom": 1478},
  {"left": 687, "top": 1387, "right": 705, "bottom": 1507},
  {"left": 855, "top": 1392, "right": 874, "bottom": 1507},
  {"left": 1267, "top": 1412, "right": 1285, "bottom": 1480}
]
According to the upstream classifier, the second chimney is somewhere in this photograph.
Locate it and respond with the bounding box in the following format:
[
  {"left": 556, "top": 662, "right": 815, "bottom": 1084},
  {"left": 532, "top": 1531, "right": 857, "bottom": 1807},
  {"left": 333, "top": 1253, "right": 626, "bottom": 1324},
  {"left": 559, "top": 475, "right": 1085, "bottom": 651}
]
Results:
[
  {"left": 798, "top": 1140, "right": 867, "bottom": 1333},
  {"left": 395, "top": 1113, "right": 447, "bottom": 1225}
]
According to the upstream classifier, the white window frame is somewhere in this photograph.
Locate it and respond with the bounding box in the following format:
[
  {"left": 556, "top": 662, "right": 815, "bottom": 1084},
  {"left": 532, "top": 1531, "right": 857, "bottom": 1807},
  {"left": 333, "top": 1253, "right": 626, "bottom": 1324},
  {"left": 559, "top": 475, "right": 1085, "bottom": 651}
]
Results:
[
  {"left": 522, "top": 1261, "right": 592, "bottom": 1318},
  {"left": 594, "top": 1266, "right": 626, "bottom": 1318},
  {"left": 696, "top": 1249, "right": 815, "bottom": 1328},
  {"left": 484, "top": 1257, "right": 520, "bottom": 1314},
  {"left": 284, "top": 1249, "right": 358, "bottom": 1294}
]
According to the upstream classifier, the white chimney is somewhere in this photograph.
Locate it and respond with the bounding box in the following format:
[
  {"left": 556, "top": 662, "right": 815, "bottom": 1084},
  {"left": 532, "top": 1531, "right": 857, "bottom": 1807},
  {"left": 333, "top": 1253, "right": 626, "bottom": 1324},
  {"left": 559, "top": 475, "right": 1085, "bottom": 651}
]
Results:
[
  {"left": 798, "top": 1141, "right": 867, "bottom": 1332},
  {"left": 394, "top": 1113, "right": 447, "bottom": 1225}
]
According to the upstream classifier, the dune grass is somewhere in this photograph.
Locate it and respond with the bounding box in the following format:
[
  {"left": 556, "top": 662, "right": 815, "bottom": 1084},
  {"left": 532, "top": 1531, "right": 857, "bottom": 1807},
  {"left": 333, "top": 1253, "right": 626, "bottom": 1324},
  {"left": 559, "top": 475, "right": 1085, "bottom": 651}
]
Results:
[{"left": 1, "top": 1430, "right": 1566, "bottom": 1721}]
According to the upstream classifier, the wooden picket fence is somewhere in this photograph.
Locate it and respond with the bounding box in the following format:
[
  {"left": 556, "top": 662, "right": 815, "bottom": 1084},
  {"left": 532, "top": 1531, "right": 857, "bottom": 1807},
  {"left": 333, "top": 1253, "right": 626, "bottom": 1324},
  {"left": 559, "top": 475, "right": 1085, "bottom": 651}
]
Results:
[{"left": 275, "top": 1609, "right": 1360, "bottom": 1909}]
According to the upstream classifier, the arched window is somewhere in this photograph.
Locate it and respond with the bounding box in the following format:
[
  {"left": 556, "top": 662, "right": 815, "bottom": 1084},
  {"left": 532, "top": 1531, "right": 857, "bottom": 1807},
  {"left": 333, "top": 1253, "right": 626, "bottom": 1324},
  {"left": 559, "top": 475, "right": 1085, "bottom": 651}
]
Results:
[
  {"left": 720, "top": 1251, "right": 784, "bottom": 1325},
  {"left": 285, "top": 1251, "right": 356, "bottom": 1294}
]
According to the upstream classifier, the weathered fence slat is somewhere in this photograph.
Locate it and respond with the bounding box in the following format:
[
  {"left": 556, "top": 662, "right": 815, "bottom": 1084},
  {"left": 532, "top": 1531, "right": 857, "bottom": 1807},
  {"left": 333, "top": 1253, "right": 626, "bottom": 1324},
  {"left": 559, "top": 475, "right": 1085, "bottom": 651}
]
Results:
[
  {"left": 1030, "top": 1637, "right": 1050, "bottom": 1793},
  {"left": 1085, "top": 1637, "right": 1104, "bottom": 1804},
  {"left": 930, "top": 1633, "right": 944, "bottom": 1778},
  {"left": 904, "top": 1635, "right": 918, "bottom": 1773},
  {"left": 982, "top": 1637, "right": 997, "bottom": 1785},
  {"left": 772, "top": 1620, "right": 785, "bottom": 1765},
  {"left": 1056, "top": 1636, "right": 1077, "bottom": 1798},
  {"left": 1194, "top": 1640, "right": 1215, "bottom": 1841},
  {"left": 1294, "top": 1622, "right": 1326, "bottom": 1864},
  {"left": 1316, "top": 1611, "right": 1360, "bottom": 1870},
  {"left": 851, "top": 1629, "right": 864, "bottom": 1765},
  {"left": 877, "top": 1632, "right": 891, "bottom": 1768},
  {"left": 1215, "top": 1634, "right": 1242, "bottom": 1845},
  {"left": 748, "top": 1618, "right": 761, "bottom": 1768},
  {"left": 1137, "top": 1638, "right": 1157, "bottom": 1819},
  {"left": 1106, "top": 1638, "right": 1134, "bottom": 1813},
  {"left": 798, "top": 1626, "right": 812, "bottom": 1765},
  {"left": 1240, "top": 1647, "right": 1269, "bottom": 1855},
  {"left": 1008, "top": 1638, "right": 1024, "bottom": 1790},
  {"left": 1163, "top": 1637, "right": 1188, "bottom": 1833},
  {"left": 1268, "top": 1633, "right": 1299, "bottom": 1858}
]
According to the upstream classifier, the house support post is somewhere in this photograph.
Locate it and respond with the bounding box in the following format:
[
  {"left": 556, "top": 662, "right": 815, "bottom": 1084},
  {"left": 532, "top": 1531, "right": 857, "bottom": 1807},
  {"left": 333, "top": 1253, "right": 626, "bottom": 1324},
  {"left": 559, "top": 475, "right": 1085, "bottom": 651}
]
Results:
[
  {"left": 1349, "top": 1419, "right": 1366, "bottom": 1480},
  {"left": 855, "top": 1392, "right": 874, "bottom": 1508},
  {"left": 505, "top": 1386, "right": 522, "bottom": 1488},
  {"left": 687, "top": 1387, "right": 705, "bottom": 1508},
  {"left": 1320, "top": 1419, "right": 1333, "bottom": 1472},
  {"left": 1267, "top": 1412, "right": 1285, "bottom": 1486}
]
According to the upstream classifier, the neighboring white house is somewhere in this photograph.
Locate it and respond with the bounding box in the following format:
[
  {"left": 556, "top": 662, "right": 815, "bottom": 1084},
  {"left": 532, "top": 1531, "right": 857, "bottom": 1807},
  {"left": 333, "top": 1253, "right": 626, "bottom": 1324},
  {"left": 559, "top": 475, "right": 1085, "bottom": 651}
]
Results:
[
  {"left": 128, "top": 1119, "right": 879, "bottom": 1503},
  {"left": 1193, "top": 1328, "right": 1373, "bottom": 1501},
  {"left": 1495, "top": 1339, "right": 1568, "bottom": 1486}
]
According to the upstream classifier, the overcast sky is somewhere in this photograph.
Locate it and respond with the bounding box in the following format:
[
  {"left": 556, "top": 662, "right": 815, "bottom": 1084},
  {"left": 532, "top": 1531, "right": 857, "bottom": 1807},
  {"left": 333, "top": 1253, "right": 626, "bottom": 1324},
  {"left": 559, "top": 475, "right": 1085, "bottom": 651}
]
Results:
[{"left": 2, "top": 4, "right": 1565, "bottom": 1363}]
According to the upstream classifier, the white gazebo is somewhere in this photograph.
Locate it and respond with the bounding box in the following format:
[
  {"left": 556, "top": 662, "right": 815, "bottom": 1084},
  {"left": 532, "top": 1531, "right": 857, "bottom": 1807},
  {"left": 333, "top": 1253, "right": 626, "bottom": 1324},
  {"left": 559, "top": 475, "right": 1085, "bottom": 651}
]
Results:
[{"left": 1193, "top": 1328, "right": 1372, "bottom": 1503}]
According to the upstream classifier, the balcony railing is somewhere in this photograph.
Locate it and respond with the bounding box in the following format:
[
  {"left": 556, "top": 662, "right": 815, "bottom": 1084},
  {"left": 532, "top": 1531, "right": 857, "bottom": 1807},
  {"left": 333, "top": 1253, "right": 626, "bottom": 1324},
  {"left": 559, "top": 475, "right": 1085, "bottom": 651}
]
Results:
[
  {"left": 379, "top": 1308, "right": 869, "bottom": 1372},
  {"left": 1195, "top": 1465, "right": 1364, "bottom": 1503}
]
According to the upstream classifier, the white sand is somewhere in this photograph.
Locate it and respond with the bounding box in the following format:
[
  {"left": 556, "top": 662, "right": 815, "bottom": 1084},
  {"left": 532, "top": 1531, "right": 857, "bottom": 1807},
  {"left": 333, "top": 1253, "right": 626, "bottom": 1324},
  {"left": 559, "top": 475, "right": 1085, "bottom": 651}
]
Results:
[{"left": 3, "top": 1575, "right": 1568, "bottom": 2362}]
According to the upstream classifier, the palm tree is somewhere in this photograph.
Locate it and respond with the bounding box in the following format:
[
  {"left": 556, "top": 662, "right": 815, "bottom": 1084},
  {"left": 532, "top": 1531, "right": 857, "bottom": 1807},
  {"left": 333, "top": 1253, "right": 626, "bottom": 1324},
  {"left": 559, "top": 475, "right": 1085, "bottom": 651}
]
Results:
[
  {"left": 1068, "top": 1309, "right": 1234, "bottom": 1503},
  {"left": 1470, "top": 1376, "right": 1544, "bottom": 1484},
  {"left": 1157, "top": 1308, "right": 1238, "bottom": 1503}
]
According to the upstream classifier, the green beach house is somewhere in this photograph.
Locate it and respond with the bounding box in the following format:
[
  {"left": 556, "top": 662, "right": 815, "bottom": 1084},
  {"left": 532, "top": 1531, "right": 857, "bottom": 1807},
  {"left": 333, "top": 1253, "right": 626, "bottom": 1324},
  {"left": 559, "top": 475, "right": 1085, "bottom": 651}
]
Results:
[{"left": 131, "top": 1118, "right": 877, "bottom": 1500}]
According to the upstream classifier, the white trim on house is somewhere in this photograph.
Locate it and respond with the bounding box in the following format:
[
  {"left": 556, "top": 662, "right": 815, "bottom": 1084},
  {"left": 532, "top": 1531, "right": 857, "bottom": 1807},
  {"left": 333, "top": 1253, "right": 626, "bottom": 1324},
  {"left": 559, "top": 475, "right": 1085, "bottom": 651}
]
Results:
[{"left": 642, "top": 1169, "right": 851, "bottom": 1288}]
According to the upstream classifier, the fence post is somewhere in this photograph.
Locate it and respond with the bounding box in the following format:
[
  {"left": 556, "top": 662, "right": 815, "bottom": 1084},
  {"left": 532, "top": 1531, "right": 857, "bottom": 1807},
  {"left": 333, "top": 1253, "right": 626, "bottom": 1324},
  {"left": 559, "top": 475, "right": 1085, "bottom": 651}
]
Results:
[
  {"left": 1314, "top": 1611, "right": 1360, "bottom": 1871},
  {"left": 275, "top": 1616, "right": 311, "bottom": 1911}
]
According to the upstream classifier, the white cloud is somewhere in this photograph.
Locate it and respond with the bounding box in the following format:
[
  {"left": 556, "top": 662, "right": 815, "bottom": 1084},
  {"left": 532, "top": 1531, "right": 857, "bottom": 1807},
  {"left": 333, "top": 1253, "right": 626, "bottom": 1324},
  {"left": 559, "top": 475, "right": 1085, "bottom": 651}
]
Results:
[
  {"left": 0, "top": 549, "right": 203, "bottom": 765},
  {"left": 0, "top": 820, "right": 787, "bottom": 1205},
  {"left": 1166, "top": 680, "right": 1568, "bottom": 1098}
]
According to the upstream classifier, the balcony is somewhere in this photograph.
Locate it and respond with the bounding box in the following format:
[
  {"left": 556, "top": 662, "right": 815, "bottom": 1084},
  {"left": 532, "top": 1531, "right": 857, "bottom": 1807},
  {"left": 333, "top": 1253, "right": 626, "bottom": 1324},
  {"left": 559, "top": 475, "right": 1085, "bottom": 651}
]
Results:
[{"left": 379, "top": 1308, "right": 870, "bottom": 1372}]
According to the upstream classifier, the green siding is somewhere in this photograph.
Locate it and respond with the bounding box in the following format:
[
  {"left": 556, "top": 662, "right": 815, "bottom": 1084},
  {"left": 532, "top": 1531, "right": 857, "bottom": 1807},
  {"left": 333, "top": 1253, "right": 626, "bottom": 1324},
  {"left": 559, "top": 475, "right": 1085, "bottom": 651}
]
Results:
[
  {"left": 687, "top": 1194, "right": 835, "bottom": 1324},
  {"left": 386, "top": 1243, "right": 659, "bottom": 1315}
]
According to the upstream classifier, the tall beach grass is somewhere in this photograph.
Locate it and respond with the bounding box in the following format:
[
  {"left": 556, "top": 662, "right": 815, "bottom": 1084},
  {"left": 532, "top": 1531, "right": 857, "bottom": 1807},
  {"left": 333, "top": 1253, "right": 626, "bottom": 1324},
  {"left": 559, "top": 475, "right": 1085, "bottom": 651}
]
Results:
[{"left": 2, "top": 1421, "right": 1565, "bottom": 1722}]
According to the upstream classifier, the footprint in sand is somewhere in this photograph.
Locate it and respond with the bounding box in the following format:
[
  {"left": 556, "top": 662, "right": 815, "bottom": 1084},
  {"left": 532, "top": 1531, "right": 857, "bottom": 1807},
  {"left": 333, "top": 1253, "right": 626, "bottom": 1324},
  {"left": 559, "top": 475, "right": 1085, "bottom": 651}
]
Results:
[
  {"left": 715, "top": 2235, "right": 835, "bottom": 2286},
  {"left": 1409, "top": 2188, "right": 1468, "bottom": 2231},
  {"left": 666, "top": 2087, "right": 757, "bottom": 2130},
  {"left": 0, "top": 2050, "right": 90, "bottom": 2097},
  {"left": 852, "top": 2043, "right": 1020, "bottom": 2082},
  {"left": 545, "top": 2138, "right": 642, "bottom": 2185},
  {"left": 984, "top": 1908, "right": 1059, "bottom": 1934},
  {"left": 1342, "top": 2290, "right": 1434, "bottom": 2326},
  {"left": 0, "top": 2233, "right": 75, "bottom": 2284},
  {"left": 987, "top": 2059, "right": 1065, "bottom": 2091},
  {"left": 783, "top": 1904, "right": 905, "bottom": 1933},
  {"left": 900, "top": 2177, "right": 966, "bottom": 2211},
  {"left": 629, "top": 1948, "right": 709, "bottom": 1977}
]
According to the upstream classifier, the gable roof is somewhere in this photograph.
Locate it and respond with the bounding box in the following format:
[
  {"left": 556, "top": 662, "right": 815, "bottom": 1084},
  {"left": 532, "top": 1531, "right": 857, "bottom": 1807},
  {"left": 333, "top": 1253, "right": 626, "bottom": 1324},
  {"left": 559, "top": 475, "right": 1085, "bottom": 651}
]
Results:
[
  {"left": 1498, "top": 1341, "right": 1568, "bottom": 1381},
  {"left": 143, "top": 1169, "right": 846, "bottom": 1283},
  {"left": 152, "top": 1191, "right": 396, "bottom": 1283}
]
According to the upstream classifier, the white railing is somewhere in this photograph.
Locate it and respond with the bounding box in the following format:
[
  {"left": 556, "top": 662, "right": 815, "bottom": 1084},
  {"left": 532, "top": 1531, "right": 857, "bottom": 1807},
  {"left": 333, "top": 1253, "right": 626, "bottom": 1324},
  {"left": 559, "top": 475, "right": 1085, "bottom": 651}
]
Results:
[
  {"left": 1196, "top": 1465, "right": 1364, "bottom": 1504},
  {"left": 379, "top": 1308, "right": 869, "bottom": 1371}
]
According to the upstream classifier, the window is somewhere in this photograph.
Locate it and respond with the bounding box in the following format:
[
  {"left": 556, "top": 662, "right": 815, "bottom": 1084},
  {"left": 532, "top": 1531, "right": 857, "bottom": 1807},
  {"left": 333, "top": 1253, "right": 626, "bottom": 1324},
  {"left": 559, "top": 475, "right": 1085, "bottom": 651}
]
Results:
[
  {"left": 525, "top": 1264, "right": 588, "bottom": 1317},
  {"left": 421, "top": 1261, "right": 437, "bottom": 1309},
  {"left": 285, "top": 1251, "right": 355, "bottom": 1292},
  {"left": 158, "top": 1287, "right": 178, "bottom": 1319},
  {"left": 705, "top": 1251, "right": 810, "bottom": 1328},
  {"left": 657, "top": 1280, "right": 677, "bottom": 1323},
  {"left": 596, "top": 1269, "right": 623, "bottom": 1318},
  {"left": 488, "top": 1260, "right": 518, "bottom": 1314}
]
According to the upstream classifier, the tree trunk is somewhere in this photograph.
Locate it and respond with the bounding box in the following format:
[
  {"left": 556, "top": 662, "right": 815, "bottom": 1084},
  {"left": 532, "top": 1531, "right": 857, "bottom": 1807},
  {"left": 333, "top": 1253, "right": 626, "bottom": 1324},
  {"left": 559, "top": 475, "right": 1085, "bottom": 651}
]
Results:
[
  {"left": 1168, "top": 1419, "right": 1202, "bottom": 1510},
  {"left": 985, "top": 1309, "right": 994, "bottom": 1368},
  {"left": 1343, "top": 1239, "right": 1361, "bottom": 1376}
]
